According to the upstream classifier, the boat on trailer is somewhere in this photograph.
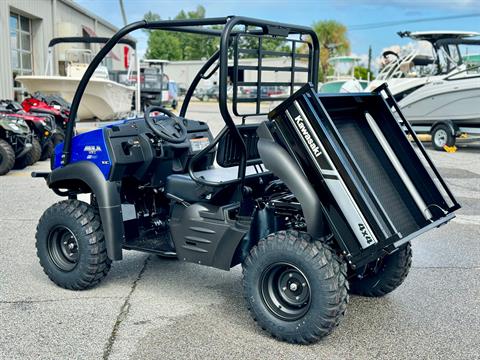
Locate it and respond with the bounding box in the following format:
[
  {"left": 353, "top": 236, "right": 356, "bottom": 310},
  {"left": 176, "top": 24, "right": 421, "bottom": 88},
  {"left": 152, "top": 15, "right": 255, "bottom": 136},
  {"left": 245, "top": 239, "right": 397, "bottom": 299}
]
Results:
[
  {"left": 17, "top": 37, "right": 140, "bottom": 121},
  {"left": 368, "top": 31, "right": 480, "bottom": 149}
]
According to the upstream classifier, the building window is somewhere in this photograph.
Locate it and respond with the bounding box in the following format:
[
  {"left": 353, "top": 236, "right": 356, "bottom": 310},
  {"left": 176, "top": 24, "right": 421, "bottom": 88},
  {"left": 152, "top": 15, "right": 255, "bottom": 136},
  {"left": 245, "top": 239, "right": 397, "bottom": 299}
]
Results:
[{"left": 10, "top": 12, "right": 33, "bottom": 100}]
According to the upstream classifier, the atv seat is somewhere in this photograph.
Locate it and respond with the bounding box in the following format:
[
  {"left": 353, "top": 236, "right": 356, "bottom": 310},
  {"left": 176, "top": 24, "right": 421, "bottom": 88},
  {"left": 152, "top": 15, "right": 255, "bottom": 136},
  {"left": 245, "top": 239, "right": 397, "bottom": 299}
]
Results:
[
  {"left": 166, "top": 123, "right": 267, "bottom": 203},
  {"left": 166, "top": 165, "right": 268, "bottom": 203}
]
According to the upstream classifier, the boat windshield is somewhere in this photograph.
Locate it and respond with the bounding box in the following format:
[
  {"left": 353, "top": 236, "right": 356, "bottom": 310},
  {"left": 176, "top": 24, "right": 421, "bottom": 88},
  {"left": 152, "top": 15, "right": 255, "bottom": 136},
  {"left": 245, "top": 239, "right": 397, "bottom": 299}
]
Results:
[{"left": 378, "top": 37, "right": 480, "bottom": 80}]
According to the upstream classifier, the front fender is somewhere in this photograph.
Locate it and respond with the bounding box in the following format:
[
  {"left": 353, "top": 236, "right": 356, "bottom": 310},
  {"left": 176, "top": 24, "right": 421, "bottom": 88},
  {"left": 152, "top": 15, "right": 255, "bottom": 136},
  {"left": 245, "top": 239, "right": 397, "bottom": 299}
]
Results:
[{"left": 47, "top": 161, "right": 124, "bottom": 260}]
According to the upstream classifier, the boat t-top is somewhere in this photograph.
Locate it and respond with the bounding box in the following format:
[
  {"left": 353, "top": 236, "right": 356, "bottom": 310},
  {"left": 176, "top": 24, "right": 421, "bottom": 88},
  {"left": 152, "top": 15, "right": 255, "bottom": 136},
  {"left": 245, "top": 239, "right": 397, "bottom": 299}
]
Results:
[{"left": 319, "top": 55, "right": 369, "bottom": 93}]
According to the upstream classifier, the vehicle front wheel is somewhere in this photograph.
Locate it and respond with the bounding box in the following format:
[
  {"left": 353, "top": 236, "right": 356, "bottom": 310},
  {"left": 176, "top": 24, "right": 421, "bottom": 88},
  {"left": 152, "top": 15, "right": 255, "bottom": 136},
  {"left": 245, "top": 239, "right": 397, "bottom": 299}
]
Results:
[
  {"left": 242, "top": 230, "right": 348, "bottom": 344},
  {"left": 40, "top": 139, "right": 54, "bottom": 161},
  {"left": 349, "top": 243, "right": 412, "bottom": 297},
  {"left": 15, "top": 137, "right": 41, "bottom": 168},
  {"left": 51, "top": 131, "right": 65, "bottom": 147},
  {"left": 36, "top": 200, "right": 111, "bottom": 290},
  {"left": 0, "top": 139, "right": 15, "bottom": 175}
]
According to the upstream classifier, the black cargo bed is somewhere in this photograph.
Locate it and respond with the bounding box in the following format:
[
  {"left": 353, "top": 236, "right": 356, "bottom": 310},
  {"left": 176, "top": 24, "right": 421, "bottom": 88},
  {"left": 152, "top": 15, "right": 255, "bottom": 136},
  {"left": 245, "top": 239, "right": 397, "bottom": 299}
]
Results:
[{"left": 268, "top": 84, "right": 460, "bottom": 266}]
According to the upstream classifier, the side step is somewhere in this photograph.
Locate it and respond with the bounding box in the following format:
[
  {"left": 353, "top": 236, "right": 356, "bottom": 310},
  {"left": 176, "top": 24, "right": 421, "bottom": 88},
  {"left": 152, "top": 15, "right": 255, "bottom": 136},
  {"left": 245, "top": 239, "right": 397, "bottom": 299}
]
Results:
[{"left": 123, "top": 231, "right": 177, "bottom": 258}]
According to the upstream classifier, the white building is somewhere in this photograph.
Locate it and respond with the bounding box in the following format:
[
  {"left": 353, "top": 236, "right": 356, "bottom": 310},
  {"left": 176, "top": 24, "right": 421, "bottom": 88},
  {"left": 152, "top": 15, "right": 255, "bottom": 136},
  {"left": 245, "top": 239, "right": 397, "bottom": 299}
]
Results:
[
  {"left": 165, "top": 57, "right": 309, "bottom": 90},
  {"left": 0, "top": 0, "right": 132, "bottom": 100}
]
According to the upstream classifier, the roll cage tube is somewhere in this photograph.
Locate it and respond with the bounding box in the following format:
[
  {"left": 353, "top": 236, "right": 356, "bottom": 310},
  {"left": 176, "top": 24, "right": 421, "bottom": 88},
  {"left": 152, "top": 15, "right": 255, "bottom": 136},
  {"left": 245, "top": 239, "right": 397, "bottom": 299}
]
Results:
[
  {"left": 48, "top": 36, "right": 137, "bottom": 49},
  {"left": 62, "top": 17, "right": 320, "bottom": 177},
  {"left": 218, "top": 17, "right": 319, "bottom": 185},
  {"left": 179, "top": 49, "right": 220, "bottom": 118}
]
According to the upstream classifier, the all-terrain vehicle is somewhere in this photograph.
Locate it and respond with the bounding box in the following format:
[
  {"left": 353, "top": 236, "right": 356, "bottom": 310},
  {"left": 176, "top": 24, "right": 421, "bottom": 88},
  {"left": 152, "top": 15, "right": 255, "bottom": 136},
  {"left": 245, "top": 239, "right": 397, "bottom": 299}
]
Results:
[
  {"left": 0, "top": 112, "right": 34, "bottom": 175},
  {"left": 21, "top": 92, "right": 71, "bottom": 146},
  {"left": 33, "top": 17, "right": 460, "bottom": 343},
  {"left": 0, "top": 100, "right": 55, "bottom": 161}
]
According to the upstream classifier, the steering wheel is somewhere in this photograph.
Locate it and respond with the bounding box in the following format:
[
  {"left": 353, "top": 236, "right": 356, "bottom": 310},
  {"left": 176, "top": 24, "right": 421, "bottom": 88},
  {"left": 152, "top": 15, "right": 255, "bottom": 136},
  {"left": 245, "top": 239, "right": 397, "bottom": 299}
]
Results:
[
  {"left": 382, "top": 50, "right": 400, "bottom": 61},
  {"left": 144, "top": 106, "right": 187, "bottom": 144}
]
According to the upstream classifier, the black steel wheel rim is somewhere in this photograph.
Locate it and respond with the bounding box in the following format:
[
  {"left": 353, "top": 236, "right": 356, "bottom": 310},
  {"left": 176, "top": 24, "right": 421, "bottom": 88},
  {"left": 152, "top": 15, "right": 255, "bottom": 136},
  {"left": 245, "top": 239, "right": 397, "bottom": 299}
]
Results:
[
  {"left": 260, "top": 262, "right": 311, "bottom": 321},
  {"left": 47, "top": 226, "right": 79, "bottom": 271}
]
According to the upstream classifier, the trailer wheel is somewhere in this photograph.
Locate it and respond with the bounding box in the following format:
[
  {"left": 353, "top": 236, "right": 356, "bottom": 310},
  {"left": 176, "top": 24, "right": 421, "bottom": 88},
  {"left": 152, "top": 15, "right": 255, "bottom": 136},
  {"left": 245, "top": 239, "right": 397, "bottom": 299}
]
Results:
[
  {"left": 243, "top": 230, "right": 348, "bottom": 344},
  {"left": 349, "top": 243, "right": 412, "bottom": 297},
  {"left": 431, "top": 125, "right": 455, "bottom": 151},
  {"left": 36, "top": 200, "right": 111, "bottom": 290},
  {"left": 0, "top": 139, "right": 15, "bottom": 175},
  {"left": 40, "top": 140, "right": 54, "bottom": 161},
  {"left": 15, "top": 137, "right": 42, "bottom": 168}
]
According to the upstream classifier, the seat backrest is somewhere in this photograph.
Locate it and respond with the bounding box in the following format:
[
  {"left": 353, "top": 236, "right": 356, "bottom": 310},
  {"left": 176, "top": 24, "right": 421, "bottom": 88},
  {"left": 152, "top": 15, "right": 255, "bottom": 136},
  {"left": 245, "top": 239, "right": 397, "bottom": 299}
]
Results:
[{"left": 216, "top": 124, "right": 261, "bottom": 168}]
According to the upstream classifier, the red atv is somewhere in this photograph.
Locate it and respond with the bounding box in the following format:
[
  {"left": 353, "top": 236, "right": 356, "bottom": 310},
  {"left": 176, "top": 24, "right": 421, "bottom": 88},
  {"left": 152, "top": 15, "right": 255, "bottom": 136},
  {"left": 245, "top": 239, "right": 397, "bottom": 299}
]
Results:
[
  {"left": 0, "top": 100, "right": 55, "bottom": 161},
  {"left": 21, "top": 92, "right": 73, "bottom": 146}
]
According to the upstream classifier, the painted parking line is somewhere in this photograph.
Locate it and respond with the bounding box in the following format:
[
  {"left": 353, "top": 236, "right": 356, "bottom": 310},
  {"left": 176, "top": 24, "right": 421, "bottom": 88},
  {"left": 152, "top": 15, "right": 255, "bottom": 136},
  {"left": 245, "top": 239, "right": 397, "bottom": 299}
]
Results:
[{"left": 452, "top": 215, "right": 480, "bottom": 225}]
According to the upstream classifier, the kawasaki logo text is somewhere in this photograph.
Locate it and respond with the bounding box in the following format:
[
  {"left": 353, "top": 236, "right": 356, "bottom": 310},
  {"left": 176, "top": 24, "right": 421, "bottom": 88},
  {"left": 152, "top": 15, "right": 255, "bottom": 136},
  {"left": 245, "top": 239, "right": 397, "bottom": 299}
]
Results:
[{"left": 294, "top": 115, "right": 322, "bottom": 158}]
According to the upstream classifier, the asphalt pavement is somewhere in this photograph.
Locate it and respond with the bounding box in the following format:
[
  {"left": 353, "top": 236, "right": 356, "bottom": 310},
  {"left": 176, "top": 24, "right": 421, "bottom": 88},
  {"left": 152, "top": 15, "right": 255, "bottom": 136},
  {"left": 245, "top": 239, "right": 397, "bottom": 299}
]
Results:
[{"left": 1, "top": 105, "right": 479, "bottom": 359}]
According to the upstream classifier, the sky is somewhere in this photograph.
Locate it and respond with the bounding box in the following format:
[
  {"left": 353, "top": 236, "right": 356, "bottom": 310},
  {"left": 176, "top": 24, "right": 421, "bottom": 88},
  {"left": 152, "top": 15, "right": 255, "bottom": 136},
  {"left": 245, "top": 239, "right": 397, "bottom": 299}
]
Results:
[{"left": 75, "top": 0, "right": 480, "bottom": 67}]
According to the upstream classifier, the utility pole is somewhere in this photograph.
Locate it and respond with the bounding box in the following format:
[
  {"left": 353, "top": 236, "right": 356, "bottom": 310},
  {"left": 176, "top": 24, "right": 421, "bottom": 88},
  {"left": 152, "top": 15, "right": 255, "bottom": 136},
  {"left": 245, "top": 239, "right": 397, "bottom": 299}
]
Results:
[
  {"left": 367, "top": 45, "right": 372, "bottom": 81},
  {"left": 119, "top": 0, "right": 128, "bottom": 26}
]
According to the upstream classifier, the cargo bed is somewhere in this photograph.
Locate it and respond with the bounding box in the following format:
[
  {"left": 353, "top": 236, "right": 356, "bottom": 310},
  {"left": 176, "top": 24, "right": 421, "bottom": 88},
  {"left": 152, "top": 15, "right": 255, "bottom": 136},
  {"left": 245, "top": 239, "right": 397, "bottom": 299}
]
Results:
[{"left": 268, "top": 83, "right": 460, "bottom": 267}]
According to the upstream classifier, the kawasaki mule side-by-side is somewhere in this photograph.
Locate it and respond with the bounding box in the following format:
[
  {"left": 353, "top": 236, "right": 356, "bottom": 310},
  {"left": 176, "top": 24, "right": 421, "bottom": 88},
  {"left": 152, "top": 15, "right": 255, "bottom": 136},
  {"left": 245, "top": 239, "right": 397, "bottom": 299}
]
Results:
[{"left": 32, "top": 17, "right": 459, "bottom": 343}]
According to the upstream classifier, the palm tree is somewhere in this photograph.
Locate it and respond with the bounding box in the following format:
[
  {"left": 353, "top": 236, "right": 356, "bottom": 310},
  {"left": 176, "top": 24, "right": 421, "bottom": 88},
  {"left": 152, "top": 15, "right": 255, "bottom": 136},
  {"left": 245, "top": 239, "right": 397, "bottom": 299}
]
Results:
[{"left": 311, "top": 20, "right": 351, "bottom": 82}]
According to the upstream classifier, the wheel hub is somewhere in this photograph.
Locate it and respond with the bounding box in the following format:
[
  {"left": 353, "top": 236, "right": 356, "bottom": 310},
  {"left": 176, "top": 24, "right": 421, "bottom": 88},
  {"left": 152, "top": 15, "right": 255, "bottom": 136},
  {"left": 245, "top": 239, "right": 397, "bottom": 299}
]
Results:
[
  {"left": 47, "top": 225, "right": 79, "bottom": 271},
  {"left": 260, "top": 263, "right": 311, "bottom": 321},
  {"left": 434, "top": 129, "right": 448, "bottom": 147}
]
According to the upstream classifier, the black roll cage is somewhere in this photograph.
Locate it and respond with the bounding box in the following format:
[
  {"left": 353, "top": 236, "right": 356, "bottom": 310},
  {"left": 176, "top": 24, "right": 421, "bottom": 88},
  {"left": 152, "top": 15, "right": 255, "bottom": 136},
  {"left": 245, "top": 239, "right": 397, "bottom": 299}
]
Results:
[
  {"left": 47, "top": 36, "right": 137, "bottom": 49},
  {"left": 61, "top": 16, "right": 320, "bottom": 187}
]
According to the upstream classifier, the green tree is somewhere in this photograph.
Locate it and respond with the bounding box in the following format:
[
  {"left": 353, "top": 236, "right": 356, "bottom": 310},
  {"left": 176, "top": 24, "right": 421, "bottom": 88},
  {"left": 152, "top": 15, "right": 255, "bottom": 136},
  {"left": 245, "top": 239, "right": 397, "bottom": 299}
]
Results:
[
  {"left": 354, "top": 66, "right": 374, "bottom": 81},
  {"left": 145, "top": 6, "right": 293, "bottom": 61},
  {"left": 311, "top": 20, "right": 350, "bottom": 82},
  {"left": 145, "top": 6, "right": 218, "bottom": 61}
]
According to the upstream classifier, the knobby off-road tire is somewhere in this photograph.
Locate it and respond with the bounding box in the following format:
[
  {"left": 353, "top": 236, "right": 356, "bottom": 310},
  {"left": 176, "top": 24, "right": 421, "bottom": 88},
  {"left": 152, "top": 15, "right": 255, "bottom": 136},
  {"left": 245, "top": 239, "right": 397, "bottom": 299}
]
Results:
[
  {"left": 243, "top": 230, "right": 349, "bottom": 344},
  {"left": 15, "top": 137, "right": 42, "bottom": 168},
  {"left": 36, "top": 200, "right": 111, "bottom": 290},
  {"left": 40, "top": 139, "right": 54, "bottom": 161},
  {"left": 349, "top": 243, "right": 412, "bottom": 297},
  {"left": 51, "top": 131, "right": 65, "bottom": 147},
  {"left": 0, "top": 139, "right": 15, "bottom": 175}
]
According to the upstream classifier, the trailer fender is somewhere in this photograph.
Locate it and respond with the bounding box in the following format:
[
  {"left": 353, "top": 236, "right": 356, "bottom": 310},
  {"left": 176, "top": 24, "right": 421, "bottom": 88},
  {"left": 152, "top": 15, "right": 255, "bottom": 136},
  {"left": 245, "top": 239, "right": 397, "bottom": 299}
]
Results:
[
  {"left": 431, "top": 120, "right": 460, "bottom": 136},
  {"left": 257, "top": 125, "right": 326, "bottom": 239},
  {"left": 46, "top": 161, "right": 124, "bottom": 260}
]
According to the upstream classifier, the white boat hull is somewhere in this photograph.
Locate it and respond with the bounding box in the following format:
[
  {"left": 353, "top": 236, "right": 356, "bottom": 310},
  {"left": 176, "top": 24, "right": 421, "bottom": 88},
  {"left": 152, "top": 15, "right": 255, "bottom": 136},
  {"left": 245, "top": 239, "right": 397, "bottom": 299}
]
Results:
[
  {"left": 16, "top": 76, "right": 134, "bottom": 121},
  {"left": 369, "top": 76, "right": 480, "bottom": 127}
]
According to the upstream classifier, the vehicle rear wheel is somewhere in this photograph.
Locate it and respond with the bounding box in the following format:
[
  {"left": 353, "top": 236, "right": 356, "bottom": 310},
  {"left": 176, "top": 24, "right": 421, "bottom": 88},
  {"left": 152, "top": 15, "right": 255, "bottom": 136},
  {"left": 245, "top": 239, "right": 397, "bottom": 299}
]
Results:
[
  {"left": 40, "top": 139, "right": 54, "bottom": 161},
  {"left": 15, "top": 137, "right": 42, "bottom": 168},
  {"left": 349, "top": 243, "right": 412, "bottom": 297},
  {"left": 0, "top": 139, "right": 15, "bottom": 175},
  {"left": 431, "top": 124, "right": 455, "bottom": 151},
  {"left": 36, "top": 200, "right": 111, "bottom": 290},
  {"left": 243, "top": 230, "right": 348, "bottom": 344}
]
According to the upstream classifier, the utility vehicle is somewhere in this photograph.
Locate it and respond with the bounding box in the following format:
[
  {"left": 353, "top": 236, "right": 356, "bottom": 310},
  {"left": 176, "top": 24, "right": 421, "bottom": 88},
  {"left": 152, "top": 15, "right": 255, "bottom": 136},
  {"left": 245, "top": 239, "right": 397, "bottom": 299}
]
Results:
[
  {"left": 33, "top": 17, "right": 459, "bottom": 344},
  {"left": 0, "top": 100, "right": 54, "bottom": 161},
  {"left": 21, "top": 92, "right": 72, "bottom": 146},
  {"left": 0, "top": 113, "right": 33, "bottom": 175}
]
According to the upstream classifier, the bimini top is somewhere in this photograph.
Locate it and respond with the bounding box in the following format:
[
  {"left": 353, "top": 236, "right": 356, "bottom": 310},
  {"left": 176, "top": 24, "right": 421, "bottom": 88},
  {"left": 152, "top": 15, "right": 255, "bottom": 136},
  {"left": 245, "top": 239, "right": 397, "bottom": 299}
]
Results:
[{"left": 398, "top": 31, "right": 480, "bottom": 42}]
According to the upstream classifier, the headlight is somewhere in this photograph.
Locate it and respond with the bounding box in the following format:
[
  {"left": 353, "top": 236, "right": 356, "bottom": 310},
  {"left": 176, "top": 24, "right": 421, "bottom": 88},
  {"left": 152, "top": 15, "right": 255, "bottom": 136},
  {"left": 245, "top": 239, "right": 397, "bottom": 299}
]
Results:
[{"left": 15, "top": 118, "right": 27, "bottom": 126}]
